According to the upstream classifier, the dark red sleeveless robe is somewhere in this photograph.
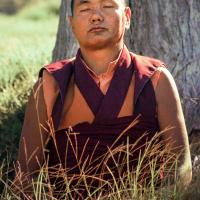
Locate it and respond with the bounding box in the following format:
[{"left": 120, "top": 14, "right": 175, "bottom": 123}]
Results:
[{"left": 39, "top": 46, "right": 164, "bottom": 198}]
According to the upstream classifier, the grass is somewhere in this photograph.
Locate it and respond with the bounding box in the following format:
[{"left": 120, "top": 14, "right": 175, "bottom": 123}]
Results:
[
  {"left": 0, "top": 0, "right": 59, "bottom": 195},
  {"left": 0, "top": 0, "right": 59, "bottom": 160},
  {"left": 0, "top": 126, "right": 181, "bottom": 200}
]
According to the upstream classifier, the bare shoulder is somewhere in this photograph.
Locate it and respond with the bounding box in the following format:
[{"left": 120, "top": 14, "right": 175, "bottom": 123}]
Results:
[
  {"left": 157, "top": 67, "right": 176, "bottom": 84},
  {"left": 150, "top": 67, "right": 173, "bottom": 90},
  {"left": 154, "top": 67, "right": 178, "bottom": 93},
  {"left": 154, "top": 67, "right": 183, "bottom": 115}
]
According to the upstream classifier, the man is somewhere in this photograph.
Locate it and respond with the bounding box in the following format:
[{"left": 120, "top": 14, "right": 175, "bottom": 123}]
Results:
[{"left": 15, "top": 0, "right": 192, "bottom": 198}]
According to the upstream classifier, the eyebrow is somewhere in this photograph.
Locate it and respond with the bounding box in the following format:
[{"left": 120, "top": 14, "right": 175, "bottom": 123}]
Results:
[
  {"left": 78, "top": 0, "right": 90, "bottom": 5},
  {"left": 77, "top": 0, "right": 117, "bottom": 6}
]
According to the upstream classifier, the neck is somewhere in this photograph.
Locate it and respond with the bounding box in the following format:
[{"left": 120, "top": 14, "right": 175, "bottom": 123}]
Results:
[{"left": 80, "top": 43, "right": 124, "bottom": 75}]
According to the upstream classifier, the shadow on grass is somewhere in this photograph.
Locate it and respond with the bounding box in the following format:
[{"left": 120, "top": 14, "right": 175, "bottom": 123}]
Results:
[{"left": 0, "top": 104, "right": 26, "bottom": 194}]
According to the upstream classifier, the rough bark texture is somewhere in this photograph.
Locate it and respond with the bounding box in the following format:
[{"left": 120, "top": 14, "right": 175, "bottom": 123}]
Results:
[
  {"left": 52, "top": 0, "right": 200, "bottom": 133},
  {"left": 52, "top": 0, "right": 78, "bottom": 60}
]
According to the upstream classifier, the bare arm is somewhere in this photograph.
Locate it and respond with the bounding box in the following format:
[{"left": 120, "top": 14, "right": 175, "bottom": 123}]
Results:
[
  {"left": 155, "top": 67, "right": 192, "bottom": 189},
  {"left": 13, "top": 70, "right": 60, "bottom": 198},
  {"left": 16, "top": 70, "right": 58, "bottom": 172},
  {"left": 15, "top": 78, "right": 50, "bottom": 187}
]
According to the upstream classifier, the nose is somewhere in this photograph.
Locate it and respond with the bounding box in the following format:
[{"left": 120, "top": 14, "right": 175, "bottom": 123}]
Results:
[{"left": 89, "top": 10, "right": 104, "bottom": 23}]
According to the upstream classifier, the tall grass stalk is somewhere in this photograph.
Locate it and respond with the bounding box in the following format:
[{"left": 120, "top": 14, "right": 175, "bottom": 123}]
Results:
[{"left": 0, "top": 127, "right": 196, "bottom": 199}]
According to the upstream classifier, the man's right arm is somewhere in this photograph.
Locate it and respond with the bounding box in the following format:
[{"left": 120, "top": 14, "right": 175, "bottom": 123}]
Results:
[
  {"left": 16, "top": 79, "right": 49, "bottom": 179},
  {"left": 14, "top": 70, "right": 59, "bottom": 193}
]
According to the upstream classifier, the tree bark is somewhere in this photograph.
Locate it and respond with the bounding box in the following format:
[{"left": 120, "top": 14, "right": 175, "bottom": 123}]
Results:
[
  {"left": 52, "top": 0, "right": 200, "bottom": 133},
  {"left": 52, "top": 0, "right": 78, "bottom": 60}
]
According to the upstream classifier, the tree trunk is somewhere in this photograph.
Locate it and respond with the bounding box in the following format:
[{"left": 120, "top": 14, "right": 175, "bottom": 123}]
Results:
[
  {"left": 52, "top": 0, "right": 78, "bottom": 60},
  {"left": 52, "top": 0, "right": 200, "bottom": 133}
]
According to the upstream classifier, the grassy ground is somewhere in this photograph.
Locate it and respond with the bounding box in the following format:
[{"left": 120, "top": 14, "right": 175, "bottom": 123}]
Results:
[{"left": 0, "top": 0, "right": 59, "bottom": 160}]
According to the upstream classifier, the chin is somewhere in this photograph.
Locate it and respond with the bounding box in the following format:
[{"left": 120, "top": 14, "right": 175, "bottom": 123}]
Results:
[{"left": 83, "top": 39, "right": 116, "bottom": 50}]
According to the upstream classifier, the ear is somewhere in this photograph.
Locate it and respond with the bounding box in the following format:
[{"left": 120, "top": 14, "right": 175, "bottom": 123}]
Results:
[{"left": 124, "top": 7, "right": 131, "bottom": 30}]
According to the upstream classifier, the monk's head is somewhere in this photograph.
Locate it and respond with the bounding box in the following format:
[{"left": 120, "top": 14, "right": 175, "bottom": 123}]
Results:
[{"left": 68, "top": 0, "right": 131, "bottom": 50}]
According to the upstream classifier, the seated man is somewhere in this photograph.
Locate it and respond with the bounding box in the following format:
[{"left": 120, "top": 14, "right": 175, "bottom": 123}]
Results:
[{"left": 15, "top": 0, "right": 192, "bottom": 198}]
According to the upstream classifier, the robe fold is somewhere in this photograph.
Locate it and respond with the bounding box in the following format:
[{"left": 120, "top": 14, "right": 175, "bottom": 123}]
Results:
[{"left": 39, "top": 46, "right": 164, "bottom": 198}]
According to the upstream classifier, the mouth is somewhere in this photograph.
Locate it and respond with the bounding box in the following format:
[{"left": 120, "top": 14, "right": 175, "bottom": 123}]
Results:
[{"left": 89, "top": 27, "right": 107, "bottom": 33}]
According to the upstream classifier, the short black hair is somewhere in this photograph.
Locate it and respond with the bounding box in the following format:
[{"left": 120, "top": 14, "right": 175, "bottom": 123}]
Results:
[{"left": 70, "top": 0, "right": 129, "bottom": 16}]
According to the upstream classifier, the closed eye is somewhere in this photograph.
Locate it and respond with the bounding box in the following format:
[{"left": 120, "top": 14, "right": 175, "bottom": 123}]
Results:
[
  {"left": 103, "top": 5, "right": 114, "bottom": 8},
  {"left": 102, "top": 0, "right": 116, "bottom": 9},
  {"left": 80, "top": 8, "right": 90, "bottom": 12}
]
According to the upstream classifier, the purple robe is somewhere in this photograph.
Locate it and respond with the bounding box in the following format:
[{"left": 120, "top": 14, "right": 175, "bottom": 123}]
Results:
[{"left": 39, "top": 46, "right": 164, "bottom": 198}]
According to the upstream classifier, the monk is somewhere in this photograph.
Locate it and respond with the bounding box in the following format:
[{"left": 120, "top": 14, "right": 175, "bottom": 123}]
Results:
[{"left": 15, "top": 0, "right": 192, "bottom": 198}]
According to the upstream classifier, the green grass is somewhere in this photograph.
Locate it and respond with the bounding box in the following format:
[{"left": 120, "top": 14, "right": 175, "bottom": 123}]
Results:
[{"left": 0, "top": 0, "right": 59, "bottom": 161}]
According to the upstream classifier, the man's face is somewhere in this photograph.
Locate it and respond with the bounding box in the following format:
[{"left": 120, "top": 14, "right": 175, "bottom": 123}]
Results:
[{"left": 69, "top": 0, "right": 131, "bottom": 50}]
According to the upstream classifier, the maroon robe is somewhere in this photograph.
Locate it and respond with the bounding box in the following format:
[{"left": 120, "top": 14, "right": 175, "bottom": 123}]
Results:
[{"left": 39, "top": 47, "right": 164, "bottom": 198}]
